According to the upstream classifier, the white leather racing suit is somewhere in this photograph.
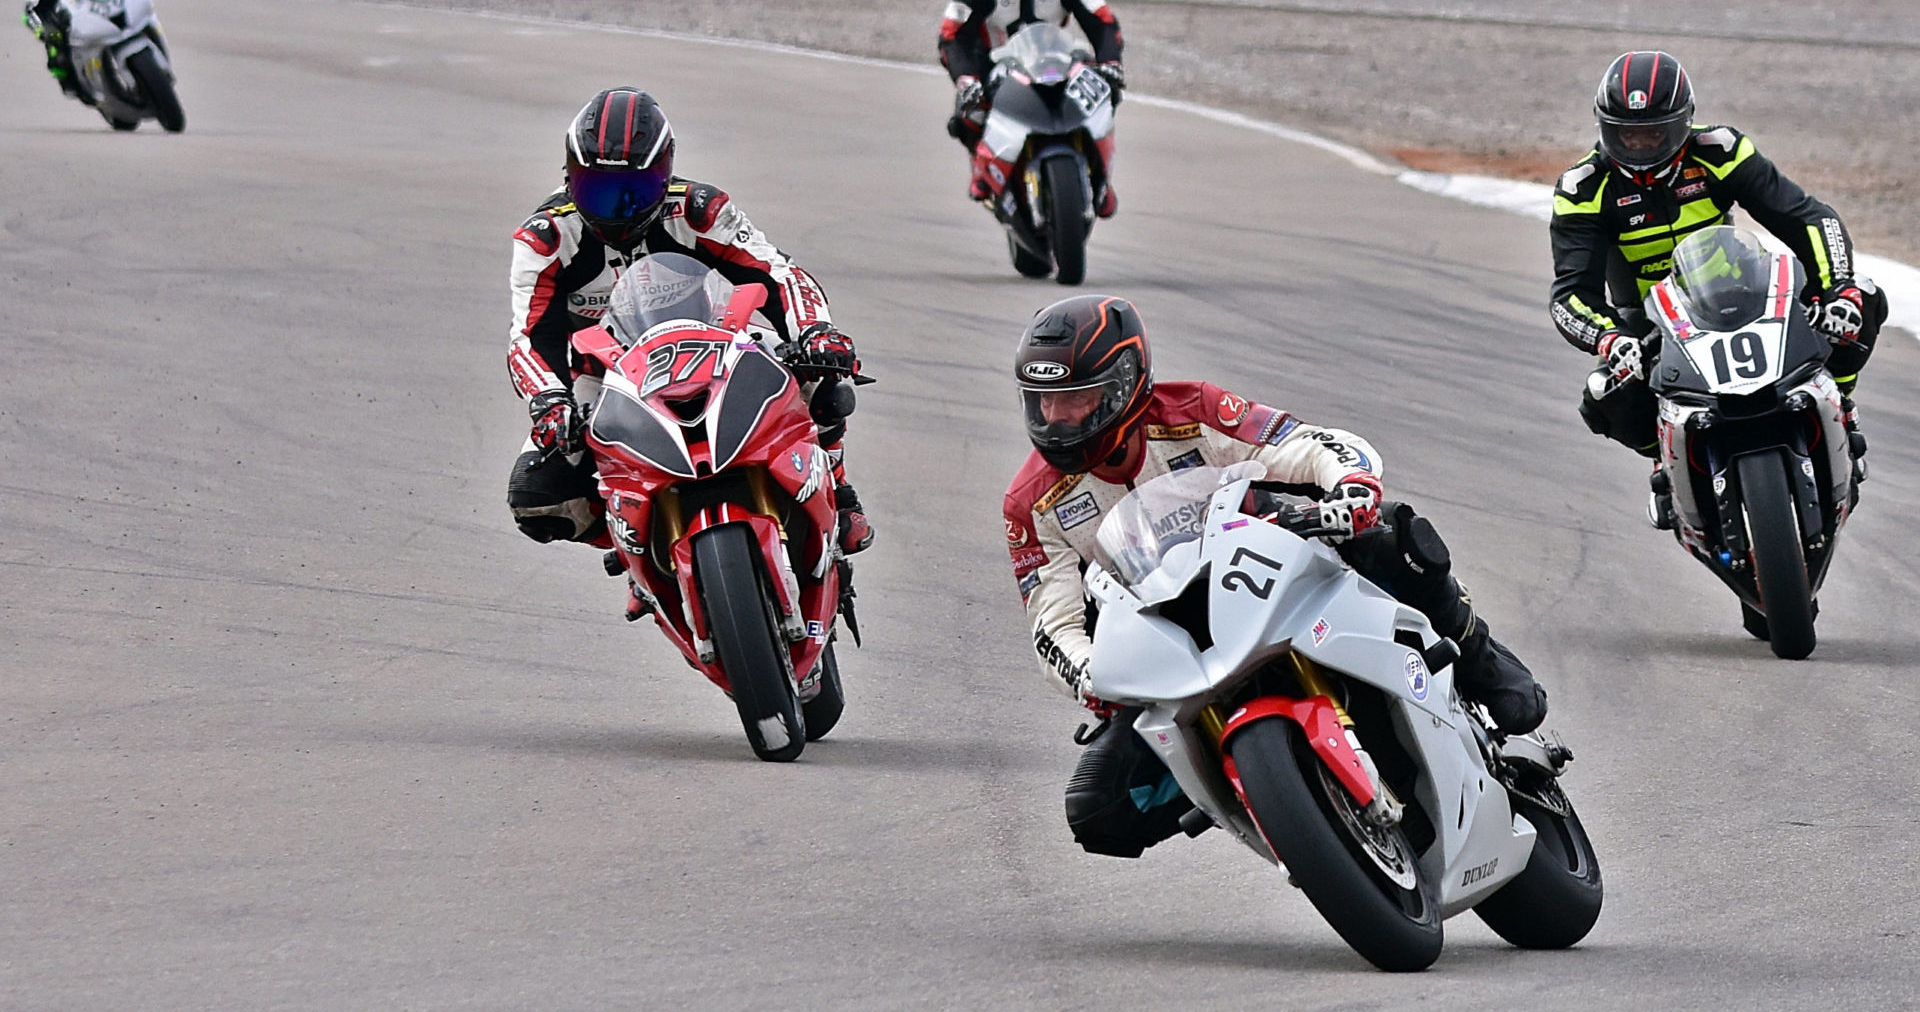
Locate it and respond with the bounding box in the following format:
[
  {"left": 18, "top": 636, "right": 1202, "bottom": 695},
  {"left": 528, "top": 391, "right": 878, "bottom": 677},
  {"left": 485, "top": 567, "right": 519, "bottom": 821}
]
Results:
[{"left": 1002, "top": 381, "right": 1380, "bottom": 705}]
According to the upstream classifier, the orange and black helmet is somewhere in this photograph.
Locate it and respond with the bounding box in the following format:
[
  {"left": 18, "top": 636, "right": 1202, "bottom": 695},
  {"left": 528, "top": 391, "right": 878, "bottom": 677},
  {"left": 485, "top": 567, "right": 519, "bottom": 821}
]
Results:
[
  {"left": 565, "top": 88, "right": 675, "bottom": 252},
  {"left": 1014, "top": 295, "right": 1153, "bottom": 473}
]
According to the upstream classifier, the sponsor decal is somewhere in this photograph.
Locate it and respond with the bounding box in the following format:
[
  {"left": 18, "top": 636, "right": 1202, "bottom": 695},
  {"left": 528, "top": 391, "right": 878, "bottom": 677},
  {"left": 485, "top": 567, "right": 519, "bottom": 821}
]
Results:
[
  {"left": 514, "top": 214, "right": 559, "bottom": 256},
  {"left": 1822, "top": 217, "right": 1851, "bottom": 277},
  {"left": 1263, "top": 416, "right": 1300, "bottom": 445},
  {"left": 1311, "top": 617, "right": 1330, "bottom": 645},
  {"left": 1684, "top": 167, "right": 1707, "bottom": 180},
  {"left": 1021, "top": 361, "right": 1070, "bottom": 382},
  {"left": 1144, "top": 423, "right": 1200, "bottom": 441},
  {"left": 792, "top": 452, "right": 806, "bottom": 474},
  {"left": 1005, "top": 517, "right": 1030, "bottom": 548},
  {"left": 1217, "top": 391, "right": 1251, "bottom": 427},
  {"left": 1156, "top": 731, "right": 1170, "bottom": 745},
  {"left": 1166, "top": 449, "right": 1204, "bottom": 471},
  {"left": 1017, "top": 571, "right": 1041, "bottom": 601},
  {"left": 1801, "top": 459, "right": 1816, "bottom": 480},
  {"left": 1149, "top": 502, "right": 1206, "bottom": 540},
  {"left": 1033, "top": 628, "right": 1090, "bottom": 686},
  {"left": 1055, "top": 491, "right": 1100, "bottom": 530},
  {"left": 1221, "top": 518, "right": 1250, "bottom": 532},
  {"left": 1462, "top": 857, "right": 1499, "bottom": 887},
  {"left": 1405, "top": 652, "right": 1429, "bottom": 700},
  {"left": 1712, "top": 474, "right": 1727, "bottom": 496},
  {"left": 1033, "top": 473, "right": 1083, "bottom": 513},
  {"left": 1629, "top": 213, "right": 1648, "bottom": 227},
  {"left": 1616, "top": 193, "right": 1642, "bottom": 207},
  {"left": 1674, "top": 182, "right": 1707, "bottom": 200},
  {"left": 806, "top": 620, "right": 826, "bottom": 640},
  {"left": 1011, "top": 547, "right": 1047, "bottom": 573},
  {"left": 1627, "top": 89, "right": 1648, "bottom": 110},
  {"left": 1305, "top": 430, "right": 1371, "bottom": 471}
]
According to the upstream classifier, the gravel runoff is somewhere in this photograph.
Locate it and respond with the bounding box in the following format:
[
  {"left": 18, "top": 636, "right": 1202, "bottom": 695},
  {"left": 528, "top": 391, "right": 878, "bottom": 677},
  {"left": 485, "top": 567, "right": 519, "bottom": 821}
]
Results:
[{"left": 394, "top": 0, "right": 1920, "bottom": 266}]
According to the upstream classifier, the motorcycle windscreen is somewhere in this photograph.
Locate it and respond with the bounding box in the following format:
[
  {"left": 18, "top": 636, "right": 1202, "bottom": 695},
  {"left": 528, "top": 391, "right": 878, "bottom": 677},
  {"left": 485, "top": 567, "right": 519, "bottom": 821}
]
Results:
[
  {"left": 709, "top": 349, "right": 794, "bottom": 471},
  {"left": 589, "top": 388, "right": 695, "bottom": 477}
]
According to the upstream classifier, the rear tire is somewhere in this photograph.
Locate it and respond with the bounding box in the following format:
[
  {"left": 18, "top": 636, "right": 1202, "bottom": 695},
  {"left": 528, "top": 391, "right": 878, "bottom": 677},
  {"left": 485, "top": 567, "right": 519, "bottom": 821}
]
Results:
[
  {"left": 801, "top": 641, "right": 845, "bottom": 741},
  {"left": 1041, "top": 157, "right": 1088, "bottom": 286},
  {"left": 1472, "top": 785, "right": 1603, "bottom": 949},
  {"left": 1230, "top": 717, "right": 1442, "bottom": 972},
  {"left": 1737, "top": 451, "right": 1816, "bottom": 659},
  {"left": 125, "top": 48, "right": 184, "bottom": 133},
  {"left": 1007, "top": 231, "right": 1051, "bottom": 279},
  {"left": 693, "top": 524, "right": 806, "bottom": 762}
]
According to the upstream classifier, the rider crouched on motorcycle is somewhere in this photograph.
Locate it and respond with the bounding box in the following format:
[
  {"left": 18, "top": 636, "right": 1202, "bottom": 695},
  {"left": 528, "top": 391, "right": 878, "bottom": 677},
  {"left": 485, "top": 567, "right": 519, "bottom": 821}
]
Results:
[
  {"left": 21, "top": 0, "right": 88, "bottom": 103},
  {"left": 507, "top": 87, "right": 874, "bottom": 559},
  {"left": 1551, "top": 51, "right": 1885, "bottom": 525},
  {"left": 1003, "top": 296, "right": 1549, "bottom": 859},
  {"left": 938, "top": 0, "right": 1124, "bottom": 215}
]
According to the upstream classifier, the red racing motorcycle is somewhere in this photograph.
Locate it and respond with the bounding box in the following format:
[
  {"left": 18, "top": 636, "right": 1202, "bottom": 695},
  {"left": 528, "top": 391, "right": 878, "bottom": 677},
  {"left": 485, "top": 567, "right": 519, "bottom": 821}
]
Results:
[{"left": 571, "top": 253, "right": 861, "bottom": 761}]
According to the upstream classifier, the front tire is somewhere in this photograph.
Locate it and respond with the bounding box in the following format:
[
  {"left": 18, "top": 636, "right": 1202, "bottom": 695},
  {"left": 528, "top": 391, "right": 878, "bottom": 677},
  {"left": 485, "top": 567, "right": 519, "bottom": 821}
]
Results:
[
  {"left": 1472, "top": 784, "right": 1603, "bottom": 949},
  {"left": 1040, "top": 157, "right": 1088, "bottom": 286},
  {"left": 1230, "top": 717, "right": 1442, "bottom": 972},
  {"left": 125, "top": 48, "right": 184, "bottom": 133},
  {"left": 693, "top": 524, "right": 806, "bottom": 762},
  {"left": 1738, "top": 451, "right": 1816, "bottom": 659}
]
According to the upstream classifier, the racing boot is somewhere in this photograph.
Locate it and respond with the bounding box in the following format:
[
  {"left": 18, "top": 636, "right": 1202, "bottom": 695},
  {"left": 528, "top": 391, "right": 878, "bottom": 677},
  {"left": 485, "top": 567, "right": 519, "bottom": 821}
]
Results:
[
  {"left": 1095, "top": 182, "right": 1118, "bottom": 219},
  {"left": 1842, "top": 395, "right": 1868, "bottom": 489},
  {"left": 1064, "top": 708, "right": 1194, "bottom": 858},
  {"left": 1362, "top": 505, "right": 1548, "bottom": 735},
  {"left": 836, "top": 482, "right": 874, "bottom": 555},
  {"left": 1647, "top": 466, "right": 1676, "bottom": 531}
]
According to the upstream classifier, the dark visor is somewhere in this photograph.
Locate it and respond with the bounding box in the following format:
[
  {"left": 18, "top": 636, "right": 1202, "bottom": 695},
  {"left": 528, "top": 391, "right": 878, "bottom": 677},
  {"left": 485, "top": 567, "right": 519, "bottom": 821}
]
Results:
[{"left": 567, "top": 164, "right": 671, "bottom": 222}]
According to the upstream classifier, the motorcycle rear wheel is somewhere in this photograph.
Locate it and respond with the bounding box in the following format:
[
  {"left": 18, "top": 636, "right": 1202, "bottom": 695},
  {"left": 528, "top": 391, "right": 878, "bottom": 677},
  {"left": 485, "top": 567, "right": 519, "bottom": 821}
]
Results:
[
  {"left": 1230, "top": 717, "right": 1442, "bottom": 972},
  {"left": 801, "top": 641, "right": 845, "bottom": 741},
  {"left": 1737, "top": 451, "right": 1816, "bottom": 659},
  {"left": 693, "top": 524, "right": 806, "bottom": 762},
  {"left": 1472, "top": 782, "right": 1603, "bottom": 949},
  {"left": 1041, "top": 157, "right": 1088, "bottom": 286},
  {"left": 126, "top": 47, "right": 184, "bottom": 133}
]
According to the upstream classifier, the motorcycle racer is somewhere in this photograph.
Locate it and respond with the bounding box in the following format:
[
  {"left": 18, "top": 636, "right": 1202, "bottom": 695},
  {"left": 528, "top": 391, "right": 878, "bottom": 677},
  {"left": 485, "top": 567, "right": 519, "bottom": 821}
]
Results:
[
  {"left": 1002, "top": 295, "right": 1549, "bottom": 858},
  {"left": 1550, "top": 52, "right": 1883, "bottom": 523},
  {"left": 939, "top": 0, "right": 1124, "bottom": 214},
  {"left": 21, "top": 0, "right": 88, "bottom": 103},
  {"left": 506, "top": 87, "right": 874, "bottom": 557}
]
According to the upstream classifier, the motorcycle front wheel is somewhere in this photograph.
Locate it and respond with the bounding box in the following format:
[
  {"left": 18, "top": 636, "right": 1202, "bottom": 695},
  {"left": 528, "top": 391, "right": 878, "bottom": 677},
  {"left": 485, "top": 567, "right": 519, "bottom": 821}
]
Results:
[
  {"left": 1230, "top": 717, "right": 1442, "bottom": 972},
  {"left": 1472, "top": 782, "right": 1603, "bottom": 948},
  {"left": 125, "top": 48, "right": 184, "bottom": 133},
  {"left": 1040, "top": 157, "right": 1088, "bottom": 286},
  {"left": 692, "top": 524, "right": 806, "bottom": 762},
  {"left": 1738, "top": 450, "right": 1816, "bottom": 659}
]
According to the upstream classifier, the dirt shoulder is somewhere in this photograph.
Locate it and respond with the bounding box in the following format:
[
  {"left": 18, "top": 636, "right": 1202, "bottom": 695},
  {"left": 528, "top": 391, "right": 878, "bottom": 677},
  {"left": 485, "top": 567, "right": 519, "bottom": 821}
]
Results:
[{"left": 401, "top": 0, "right": 1920, "bottom": 264}]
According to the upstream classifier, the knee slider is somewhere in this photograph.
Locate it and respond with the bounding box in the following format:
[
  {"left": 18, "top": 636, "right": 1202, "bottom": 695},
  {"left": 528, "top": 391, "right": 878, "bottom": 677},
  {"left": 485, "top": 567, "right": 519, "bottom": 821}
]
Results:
[{"left": 508, "top": 451, "right": 605, "bottom": 543}]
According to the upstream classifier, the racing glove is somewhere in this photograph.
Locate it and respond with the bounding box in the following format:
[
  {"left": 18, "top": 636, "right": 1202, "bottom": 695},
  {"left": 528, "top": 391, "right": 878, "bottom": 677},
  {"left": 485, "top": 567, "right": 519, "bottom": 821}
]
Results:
[
  {"left": 1812, "top": 282, "right": 1868, "bottom": 348},
  {"left": 1597, "top": 330, "right": 1645, "bottom": 385},
  {"left": 781, "top": 323, "right": 860, "bottom": 382},
  {"left": 528, "top": 389, "right": 585, "bottom": 456},
  {"left": 1093, "top": 62, "right": 1125, "bottom": 107},
  {"left": 1317, "top": 472, "right": 1383, "bottom": 544},
  {"left": 953, "top": 75, "right": 986, "bottom": 122}
]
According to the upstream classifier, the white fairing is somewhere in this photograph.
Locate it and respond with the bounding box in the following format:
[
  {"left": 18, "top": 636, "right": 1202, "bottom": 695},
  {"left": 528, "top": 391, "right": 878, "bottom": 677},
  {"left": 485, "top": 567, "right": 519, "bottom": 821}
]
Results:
[
  {"left": 1085, "top": 469, "right": 1538, "bottom": 916},
  {"left": 62, "top": 0, "right": 156, "bottom": 48}
]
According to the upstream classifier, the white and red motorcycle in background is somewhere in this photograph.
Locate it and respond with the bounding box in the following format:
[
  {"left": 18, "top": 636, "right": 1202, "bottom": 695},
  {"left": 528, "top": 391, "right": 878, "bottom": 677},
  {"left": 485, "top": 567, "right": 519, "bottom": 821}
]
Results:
[
  {"left": 23, "top": 0, "right": 183, "bottom": 132},
  {"left": 1084, "top": 464, "right": 1603, "bottom": 971},
  {"left": 971, "top": 23, "right": 1116, "bottom": 285}
]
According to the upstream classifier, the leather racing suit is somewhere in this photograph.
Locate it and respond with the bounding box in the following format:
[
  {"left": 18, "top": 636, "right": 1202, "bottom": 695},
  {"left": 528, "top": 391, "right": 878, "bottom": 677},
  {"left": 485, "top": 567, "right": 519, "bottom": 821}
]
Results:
[
  {"left": 1550, "top": 125, "right": 1884, "bottom": 454},
  {"left": 1003, "top": 382, "right": 1544, "bottom": 858},
  {"left": 505, "top": 178, "right": 857, "bottom": 547}
]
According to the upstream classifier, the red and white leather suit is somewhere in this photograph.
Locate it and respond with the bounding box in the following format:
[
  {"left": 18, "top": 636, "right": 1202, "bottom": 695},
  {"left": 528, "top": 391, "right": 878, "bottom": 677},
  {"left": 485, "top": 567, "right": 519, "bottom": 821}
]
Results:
[{"left": 1002, "top": 382, "right": 1380, "bottom": 705}]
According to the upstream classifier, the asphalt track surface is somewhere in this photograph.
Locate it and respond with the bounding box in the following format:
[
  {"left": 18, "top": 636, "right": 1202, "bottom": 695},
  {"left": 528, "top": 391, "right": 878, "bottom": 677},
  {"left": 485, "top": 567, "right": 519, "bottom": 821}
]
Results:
[{"left": 3, "top": 2, "right": 1917, "bottom": 1007}]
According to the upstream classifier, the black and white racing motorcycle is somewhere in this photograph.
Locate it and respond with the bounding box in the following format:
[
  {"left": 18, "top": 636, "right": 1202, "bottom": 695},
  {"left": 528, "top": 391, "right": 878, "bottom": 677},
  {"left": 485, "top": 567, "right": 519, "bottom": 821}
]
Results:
[
  {"left": 1084, "top": 463, "right": 1602, "bottom": 971},
  {"left": 972, "top": 23, "right": 1116, "bottom": 285},
  {"left": 25, "top": 0, "right": 184, "bottom": 132},
  {"left": 1641, "top": 226, "right": 1863, "bottom": 659}
]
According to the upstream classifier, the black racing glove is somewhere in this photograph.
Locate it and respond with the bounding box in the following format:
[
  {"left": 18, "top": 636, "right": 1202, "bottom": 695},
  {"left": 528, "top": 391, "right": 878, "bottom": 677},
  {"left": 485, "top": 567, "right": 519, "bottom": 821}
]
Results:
[
  {"left": 528, "top": 389, "right": 585, "bottom": 456},
  {"left": 1093, "top": 62, "right": 1125, "bottom": 107},
  {"left": 781, "top": 323, "right": 860, "bottom": 382},
  {"left": 1811, "top": 282, "right": 1869, "bottom": 348}
]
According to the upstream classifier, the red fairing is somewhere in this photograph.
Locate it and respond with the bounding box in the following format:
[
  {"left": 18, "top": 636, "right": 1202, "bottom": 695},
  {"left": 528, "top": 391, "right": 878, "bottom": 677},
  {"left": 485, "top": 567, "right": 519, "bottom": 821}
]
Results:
[
  {"left": 573, "top": 319, "right": 841, "bottom": 696},
  {"left": 1220, "top": 695, "right": 1377, "bottom": 807}
]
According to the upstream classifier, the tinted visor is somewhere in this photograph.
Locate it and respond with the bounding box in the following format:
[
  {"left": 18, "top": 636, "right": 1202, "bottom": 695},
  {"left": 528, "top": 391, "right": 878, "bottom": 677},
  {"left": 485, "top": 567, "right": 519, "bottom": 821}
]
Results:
[
  {"left": 1020, "top": 352, "right": 1140, "bottom": 453},
  {"left": 567, "top": 163, "right": 671, "bottom": 225},
  {"left": 1597, "top": 109, "right": 1691, "bottom": 171}
]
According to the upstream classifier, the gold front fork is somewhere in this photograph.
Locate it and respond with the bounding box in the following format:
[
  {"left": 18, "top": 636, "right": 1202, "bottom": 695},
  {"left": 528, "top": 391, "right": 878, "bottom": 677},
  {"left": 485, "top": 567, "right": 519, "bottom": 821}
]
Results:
[{"left": 1290, "top": 651, "right": 1355, "bottom": 728}]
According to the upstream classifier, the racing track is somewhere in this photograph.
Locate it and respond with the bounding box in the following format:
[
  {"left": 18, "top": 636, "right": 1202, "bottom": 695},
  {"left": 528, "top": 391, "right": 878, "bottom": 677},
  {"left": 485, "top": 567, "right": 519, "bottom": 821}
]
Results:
[{"left": 2, "top": 1, "right": 1916, "bottom": 1006}]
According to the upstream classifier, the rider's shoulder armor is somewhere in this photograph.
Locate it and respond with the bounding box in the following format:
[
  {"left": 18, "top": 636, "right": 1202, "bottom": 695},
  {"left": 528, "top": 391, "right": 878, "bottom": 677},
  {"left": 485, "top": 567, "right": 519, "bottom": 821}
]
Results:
[
  {"left": 514, "top": 189, "right": 580, "bottom": 257},
  {"left": 1553, "top": 149, "right": 1607, "bottom": 204},
  {"left": 677, "top": 179, "right": 732, "bottom": 232}
]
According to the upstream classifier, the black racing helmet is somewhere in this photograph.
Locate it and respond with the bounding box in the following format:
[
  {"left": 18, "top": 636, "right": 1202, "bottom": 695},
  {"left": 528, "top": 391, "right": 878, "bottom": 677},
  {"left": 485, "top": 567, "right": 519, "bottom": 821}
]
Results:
[
  {"left": 565, "top": 88, "right": 675, "bottom": 252},
  {"left": 1595, "top": 51, "right": 1694, "bottom": 184},
  {"left": 1015, "top": 295, "right": 1153, "bottom": 474}
]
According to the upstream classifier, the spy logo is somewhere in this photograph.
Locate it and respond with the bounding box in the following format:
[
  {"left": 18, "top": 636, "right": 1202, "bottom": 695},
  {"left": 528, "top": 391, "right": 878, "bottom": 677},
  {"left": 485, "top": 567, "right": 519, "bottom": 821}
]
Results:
[
  {"left": 1217, "top": 392, "right": 1250, "bottom": 427},
  {"left": 1629, "top": 213, "right": 1648, "bottom": 226}
]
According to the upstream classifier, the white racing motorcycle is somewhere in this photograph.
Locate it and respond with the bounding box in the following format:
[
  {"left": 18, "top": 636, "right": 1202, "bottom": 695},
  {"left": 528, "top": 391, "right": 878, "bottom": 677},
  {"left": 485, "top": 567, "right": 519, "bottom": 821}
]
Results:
[
  {"left": 24, "top": 0, "right": 183, "bottom": 132},
  {"left": 1084, "top": 463, "right": 1602, "bottom": 971}
]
